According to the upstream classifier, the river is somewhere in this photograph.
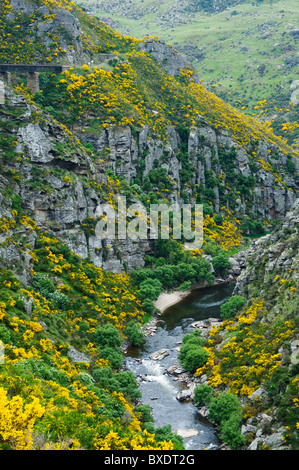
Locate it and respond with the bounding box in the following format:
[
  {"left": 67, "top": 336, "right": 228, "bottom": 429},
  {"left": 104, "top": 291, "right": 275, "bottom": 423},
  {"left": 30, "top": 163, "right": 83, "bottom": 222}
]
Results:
[{"left": 124, "top": 282, "right": 235, "bottom": 451}]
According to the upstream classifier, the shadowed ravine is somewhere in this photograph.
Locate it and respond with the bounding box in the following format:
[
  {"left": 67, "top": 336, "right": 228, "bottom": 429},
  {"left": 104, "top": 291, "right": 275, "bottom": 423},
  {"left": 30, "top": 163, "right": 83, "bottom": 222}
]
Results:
[{"left": 125, "top": 283, "right": 235, "bottom": 450}]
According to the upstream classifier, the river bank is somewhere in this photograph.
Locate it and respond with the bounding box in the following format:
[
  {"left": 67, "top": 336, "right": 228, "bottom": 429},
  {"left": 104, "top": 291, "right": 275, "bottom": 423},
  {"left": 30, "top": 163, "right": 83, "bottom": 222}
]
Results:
[
  {"left": 152, "top": 248, "right": 248, "bottom": 315},
  {"left": 143, "top": 278, "right": 236, "bottom": 342},
  {"left": 153, "top": 280, "right": 229, "bottom": 315}
]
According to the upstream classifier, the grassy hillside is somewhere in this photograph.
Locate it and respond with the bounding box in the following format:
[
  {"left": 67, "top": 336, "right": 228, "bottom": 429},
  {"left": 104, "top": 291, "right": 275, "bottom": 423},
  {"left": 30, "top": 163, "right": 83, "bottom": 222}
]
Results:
[{"left": 78, "top": 0, "right": 299, "bottom": 146}]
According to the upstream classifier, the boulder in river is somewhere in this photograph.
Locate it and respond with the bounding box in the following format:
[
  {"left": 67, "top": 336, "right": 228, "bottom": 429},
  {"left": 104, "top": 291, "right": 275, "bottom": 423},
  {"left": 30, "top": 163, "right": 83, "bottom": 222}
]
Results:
[
  {"left": 167, "top": 364, "right": 185, "bottom": 376},
  {"left": 149, "top": 349, "right": 169, "bottom": 361},
  {"left": 175, "top": 429, "right": 199, "bottom": 438},
  {"left": 176, "top": 389, "right": 193, "bottom": 402}
]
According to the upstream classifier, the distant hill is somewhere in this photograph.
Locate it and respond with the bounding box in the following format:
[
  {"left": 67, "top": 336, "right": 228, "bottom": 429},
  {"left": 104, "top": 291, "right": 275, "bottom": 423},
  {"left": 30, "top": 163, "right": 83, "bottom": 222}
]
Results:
[
  {"left": 77, "top": 0, "right": 299, "bottom": 147},
  {"left": 189, "top": 0, "right": 261, "bottom": 12}
]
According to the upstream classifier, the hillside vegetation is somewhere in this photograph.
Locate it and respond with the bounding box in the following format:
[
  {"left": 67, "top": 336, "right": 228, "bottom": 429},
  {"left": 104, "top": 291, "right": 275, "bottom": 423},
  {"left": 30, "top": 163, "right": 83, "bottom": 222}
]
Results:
[
  {"left": 78, "top": 0, "right": 299, "bottom": 146},
  {"left": 0, "top": 89, "right": 183, "bottom": 450},
  {"left": 190, "top": 200, "right": 299, "bottom": 449},
  {"left": 0, "top": 0, "right": 298, "bottom": 451}
]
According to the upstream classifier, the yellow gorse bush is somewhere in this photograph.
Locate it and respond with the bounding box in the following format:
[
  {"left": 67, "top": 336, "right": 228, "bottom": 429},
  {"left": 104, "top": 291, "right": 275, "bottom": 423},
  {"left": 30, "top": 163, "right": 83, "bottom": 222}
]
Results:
[
  {"left": 94, "top": 429, "right": 174, "bottom": 451},
  {"left": 0, "top": 387, "right": 44, "bottom": 449},
  {"left": 196, "top": 299, "right": 295, "bottom": 397}
]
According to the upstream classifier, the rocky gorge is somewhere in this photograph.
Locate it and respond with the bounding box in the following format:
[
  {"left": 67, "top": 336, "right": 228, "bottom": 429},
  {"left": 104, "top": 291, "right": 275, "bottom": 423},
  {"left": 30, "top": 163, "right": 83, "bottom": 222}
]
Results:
[{"left": 0, "top": 0, "right": 298, "bottom": 451}]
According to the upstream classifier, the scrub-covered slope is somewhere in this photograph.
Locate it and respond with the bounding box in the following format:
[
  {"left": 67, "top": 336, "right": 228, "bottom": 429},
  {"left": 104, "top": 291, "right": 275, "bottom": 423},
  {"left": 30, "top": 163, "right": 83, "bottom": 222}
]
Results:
[
  {"left": 0, "top": 87, "right": 184, "bottom": 450},
  {"left": 0, "top": 0, "right": 298, "bottom": 451},
  {"left": 191, "top": 199, "right": 299, "bottom": 449}
]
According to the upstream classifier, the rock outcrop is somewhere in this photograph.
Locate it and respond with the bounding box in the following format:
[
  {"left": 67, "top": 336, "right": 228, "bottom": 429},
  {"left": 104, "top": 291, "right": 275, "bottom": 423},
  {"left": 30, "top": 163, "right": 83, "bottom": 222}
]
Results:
[
  {"left": 234, "top": 198, "right": 299, "bottom": 298},
  {"left": 84, "top": 122, "right": 298, "bottom": 222},
  {"left": 1, "top": 88, "right": 154, "bottom": 274},
  {"left": 8, "top": 0, "right": 85, "bottom": 64},
  {"left": 139, "top": 38, "right": 193, "bottom": 77}
]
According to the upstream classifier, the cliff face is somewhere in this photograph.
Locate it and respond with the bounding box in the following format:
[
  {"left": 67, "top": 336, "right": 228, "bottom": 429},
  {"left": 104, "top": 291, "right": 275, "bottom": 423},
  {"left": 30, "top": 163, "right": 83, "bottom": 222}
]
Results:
[
  {"left": 84, "top": 121, "right": 298, "bottom": 221},
  {"left": 0, "top": 88, "right": 154, "bottom": 277},
  {"left": 1, "top": 89, "right": 298, "bottom": 276},
  {"left": 1, "top": 92, "right": 296, "bottom": 282}
]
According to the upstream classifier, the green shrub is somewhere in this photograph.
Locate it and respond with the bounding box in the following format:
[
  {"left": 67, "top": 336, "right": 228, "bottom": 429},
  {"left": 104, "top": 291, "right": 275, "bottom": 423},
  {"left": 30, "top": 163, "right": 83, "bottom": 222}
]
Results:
[
  {"left": 155, "top": 239, "right": 183, "bottom": 263},
  {"left": 220, "top": 295, "right": 246, "bottom": 319},
  {"left": 153, "top": 265, "right": 175, "bottom": 287},
  {"left": 32, "top": 273, "right": 55, "bottom": 296},
  {"left": 175, "top": 263, "right": 197, "bottom": 284},
  {"left": 116, "top": 370, "right": 141, "bottom": 401},
  {"left": 135, "top": 404, "right": 154, "bottom": 431},
  {"left": 203, "top": 241, "right": 221, "bottom": 257},
  {"left": 76, "top": 372, "right": 95, "bottom": 386},
  {"left": 11, "top": 193, "right": 22, "bottom": 214},
  {"left": 214, "top": 214, "right": 223, "bottom": 225},
  {"left": 194, "top": 384, "right": 214, "bottom": 407},
  {"left": 212, "top": 253, "right": 231, "bottom": 275},
  {"left": 20, "top": 359, "right": 70, "bottom": 387},
  {"left": 48, "top": 290, "right": 69, "bottom": 310},
  {"left": 154, "top": 425, "right": 184, "bottom": 450},
  {"left": 203, "top": 203, "right": 214, "bottom": 216},
  {"left": 219, "top": 413, "right": 246, "bottom": 450},
  {"left": 0, "top": 325, "right": 11, "bottom": 344},
  {"left": 125, "top": 321, "right": 145, "bottom": 347},
  {"left": 98, "top": 346, "right": 123, "bottom": 370},
  {"left": 78, "top": 320, "right": 90, "bottom": 336},
  {"left": 32, "top": 273, "right": 68, "bottom": 309},
  {"left": 181, "top": 330, "right": 204, "bottom": 347},
  {"left": 179, "top": 281, "right": 192, "bottom": 291},
  {"left": 241, "top": 217, "right": 266, "bottom": 236},
  {"left": 94, "top": 324, "right": 122, "bottom": 348},
  {"left": 142, "top": 298, "right": 155, "bottom": 314},
  {"left": 130, "top": 268, "right": 154, "bottom": 284},
  {"left": 93, "top": 366, "right": 119, "bottom": 390},
  {"left": 94, "top": 324, "right": 124, "bottom": 369},
  {"left": 208, "top": 392, "right": 241, "bottom": 424},
  {"left": 93, "top": 366, "right": 141, "bottom": 402},
  {"left": 138, "top": 278, "right": 163, "bottom": 301},
  {"left": 179, "top": 342, "right": 209, "bottom": 373}
]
